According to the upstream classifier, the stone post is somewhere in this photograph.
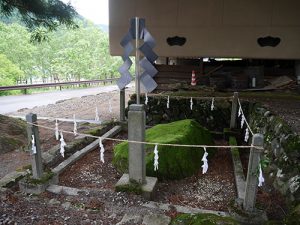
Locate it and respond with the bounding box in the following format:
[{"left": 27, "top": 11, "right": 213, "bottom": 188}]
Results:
[
  {"left": 26, "top": 113, "right": 43, "bottom": 179},
  {"left": 243, "top": 134, "right": 264, "bottom": 211},
  {"left": 120, "top": 88, "right": 126, "bottom": 122},
  {"left": 295, "top": 60, "right": 300, "bottom": 85},
  {"left": 230, "top": 92, "right": 239, "bottom": 129},
  {"left": 128, "top": 104, "right": 146, "bottom": 184}
]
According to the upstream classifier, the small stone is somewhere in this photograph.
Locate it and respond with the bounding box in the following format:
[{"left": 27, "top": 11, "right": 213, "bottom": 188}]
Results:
[
  {"left": 264, "top": 111, "right": 271, "bottom": 117},
  {"left": 142, "top": 214, "right": 171, "bottom": 225},
  {"left": 61, "top": 202, "right": 71, "bottom": 210},
  {"left": 49, "top": 198, "right": 61, "bottom": 205}
]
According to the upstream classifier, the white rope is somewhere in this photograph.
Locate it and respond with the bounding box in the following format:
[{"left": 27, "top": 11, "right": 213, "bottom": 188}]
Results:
[
  {"left": 153, "top": 144, "right": 159, "bottom": 171},
  {"left": 147, "top": 93, "right": 232, "bottom": 100},
  {"left": 27, "top": 121, "right": 263, "bottom": 150}
]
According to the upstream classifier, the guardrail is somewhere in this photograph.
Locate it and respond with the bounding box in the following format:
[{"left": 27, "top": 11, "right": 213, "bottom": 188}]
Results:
[{"left": 0, "top": 78, "right": 119, "bottom": 92}]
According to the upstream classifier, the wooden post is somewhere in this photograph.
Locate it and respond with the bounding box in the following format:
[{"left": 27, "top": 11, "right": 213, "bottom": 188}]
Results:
[
  {"left": 26, "top": 113, "right": 43, "bottom": 179},
  {"left": 120, "top": 88, "right": 126, "bottom": 122},
  {"left": 230, "top": 92, "right": 239, "bottom": 129},
  {"left": 243, "top": 134, "right": 264, "bottom": 212}
]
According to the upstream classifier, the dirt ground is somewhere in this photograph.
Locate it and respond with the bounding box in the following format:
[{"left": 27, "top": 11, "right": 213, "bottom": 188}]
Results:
[{"left": 1, "top": 88, "right": 298, "bottom": 224}]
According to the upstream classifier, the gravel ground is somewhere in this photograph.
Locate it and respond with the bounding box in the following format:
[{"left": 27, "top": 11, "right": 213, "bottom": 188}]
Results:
[
  {"left": 9, "top": 87, "right": 135, "bottom": 121},
  {"left": 1, "top": 88, "right": 298, "bottom": 224}
]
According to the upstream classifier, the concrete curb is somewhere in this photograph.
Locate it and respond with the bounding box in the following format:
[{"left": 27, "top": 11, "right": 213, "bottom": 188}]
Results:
[
  {"left": 230, "top": 137, "right": 246, "bottom": 200},
  {"left": 143, "top": 201, "right": 229, "bottom": 217},
  {"left": 52, "top": 125, "right": 122, "bottom": 175},
  {"left": 0, "top": 171, "right": 29, "bottom": 189}
]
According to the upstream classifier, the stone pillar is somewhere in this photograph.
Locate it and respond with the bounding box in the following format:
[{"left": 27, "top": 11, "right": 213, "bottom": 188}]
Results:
[
  {"left": 120, "top": 88, "right": 126, "bottom": 122},
  {"left": 243, "top": 134, "right": 264, "bottom": 212},
  {"left": 26, "top": 113, "right": 43, "bottom": 179},
  {"left": 295, "top": 60, "right": 300, "bottom": 85},
  {"left": 230, "top": 92, "right": 239, "bottom": 129},
  {"left": 128, "top": 104, "right": 146, "bottom": 184}
]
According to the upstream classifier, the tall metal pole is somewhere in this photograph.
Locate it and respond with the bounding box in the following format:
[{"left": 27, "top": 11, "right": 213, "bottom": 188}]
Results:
[{"left": 135, "top": 17, "right": 141, "bottom": 104}]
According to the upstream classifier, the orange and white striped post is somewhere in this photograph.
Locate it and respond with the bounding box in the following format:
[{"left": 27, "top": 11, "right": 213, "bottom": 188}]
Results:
[{"left": 191, "top": 70, "right": 197, "bottom": 86}]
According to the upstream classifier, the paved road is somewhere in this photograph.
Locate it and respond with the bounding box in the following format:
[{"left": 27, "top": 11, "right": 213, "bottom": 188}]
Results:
[{"left": 0, "top": 84, "right": 133, "bottom": 114}]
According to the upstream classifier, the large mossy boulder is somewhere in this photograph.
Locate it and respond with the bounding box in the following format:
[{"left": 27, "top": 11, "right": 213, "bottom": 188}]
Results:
[
  {"left": 113, "top": 119, "right": 215, "bottom": 180},
  {"left": 0, "top": 114, "right": 27, "bottom": 154}
]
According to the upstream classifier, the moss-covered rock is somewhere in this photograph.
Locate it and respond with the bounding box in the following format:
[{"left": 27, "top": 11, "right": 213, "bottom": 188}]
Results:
[
  {"left": 171, "top": 213, "right": 238, "bottom": 225},
  {"left": 0, "top": 114, "right": 27, "bottom": 154},
  {"left": 127, "top": 94, "right": 231, "bottom": 131},
  {"left": 113, "top": 119, "right": 215, "bottom": 180}
]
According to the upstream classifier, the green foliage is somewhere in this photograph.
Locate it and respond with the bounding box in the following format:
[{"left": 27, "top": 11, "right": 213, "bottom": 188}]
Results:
[
  {"left": 171, "top": 213, "right": 238, "bottom": 225},
  {"left": 113, "top": 119, "right": 215, "bottom": 180},
  {"left": 0, "top": 20, "right": 122, "bottom": 94},
  {"left": 0, "top": 54, "right": 24, "bottom": 95}
]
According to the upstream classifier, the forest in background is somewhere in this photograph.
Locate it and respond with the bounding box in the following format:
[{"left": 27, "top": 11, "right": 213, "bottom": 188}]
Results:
[{"left": 0, "top": 15, "right": 123, "bottom": 94}]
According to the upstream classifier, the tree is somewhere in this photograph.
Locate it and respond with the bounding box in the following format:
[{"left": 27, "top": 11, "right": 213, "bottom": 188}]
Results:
[
  {"left": 0, "top": 53, "right": 24, "bottom": 87},
  {"left": 0, "top": 0, "right": 78, "bottom": 30}
]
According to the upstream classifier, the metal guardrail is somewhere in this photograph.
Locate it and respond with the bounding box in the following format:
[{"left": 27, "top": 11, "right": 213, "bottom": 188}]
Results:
[{"left": 0, "top": 78, "right": 119, "bottom": 91}]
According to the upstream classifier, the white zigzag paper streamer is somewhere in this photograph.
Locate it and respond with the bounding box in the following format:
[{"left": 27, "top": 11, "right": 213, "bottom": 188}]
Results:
[
  {"left": 202, "top": 147, "right": 208, "bottom": 174},
  {"left": 244, "top": 128, "right": 249, "bottom": 142},
  {"left": 241, "top": 115, "right": 245, "bottom": 128},
  {"left": 154, "top": 144, "right": 159, "bottom": 171},
  {"left": 167, "top": 96, "right": 170, "bottom": 109},
  {"left": 211, "top": 98, "right": 215, "bottom": 111},
  {"left": 99, "top": 137, "right": 105, "bottom": 163},
  {"left": 60, "top": 131, "right": 66, "bottom": 158},
  {"left": 258, "top": 163, "right": 265, "bottom": 187},
  {"left": 109, "top": 100, "right": 112, "bottom": 113},
  {"left": 73, "top": 114, "right": 77, "bottom": 136},
  {"left": 145, "top": 93, "right": 148, "bottom": 105},
  {"left": 31, "top": 134, "right": 37, "bottom": 154},
  {"left": 55, "top": 119, "right": 59, "bottom": 140},
  {"left": 190, "top": 97, "right": 193, "bottom": 110},
  {"left": 238, "top": 106, "right": 242, "bottom": 117},
  {"left": 95, "top": 107, "right": 100, "bottom": 121}
]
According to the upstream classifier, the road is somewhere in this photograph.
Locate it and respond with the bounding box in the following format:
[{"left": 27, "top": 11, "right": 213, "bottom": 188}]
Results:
[{"left": 0, "top": 84, "right": 133, "bottom": 114}]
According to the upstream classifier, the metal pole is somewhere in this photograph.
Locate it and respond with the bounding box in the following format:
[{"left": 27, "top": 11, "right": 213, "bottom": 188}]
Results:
[
  {"left": 135, "top": 17, "right": 141, "bottom": 104},
  {"left": 120, "top": 88, "right": 126, "bottom": 122}
]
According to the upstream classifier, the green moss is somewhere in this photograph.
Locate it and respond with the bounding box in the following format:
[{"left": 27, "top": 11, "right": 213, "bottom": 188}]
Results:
[
  {"left": 25, "top": 171, "right": 54, "bottom": 185},
  {"left": 115, "top": 180, "right": 142, "bottom": 194},
  {"left": 171, "top": 213, "right": 238, "bottom": 225},
  {"left": 113, "top": 119, "right": 215, "bottom": 180}
]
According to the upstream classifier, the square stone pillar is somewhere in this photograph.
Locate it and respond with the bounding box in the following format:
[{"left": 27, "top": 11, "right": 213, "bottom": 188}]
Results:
[{"left": 128, "top": 104, "right": 146, "bottom": 184}]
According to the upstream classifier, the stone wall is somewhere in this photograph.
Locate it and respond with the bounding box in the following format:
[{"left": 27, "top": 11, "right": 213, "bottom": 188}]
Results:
[
  {"left": 250, "top": 104, "right": 300, "bottom": 204},
  {"left": 127, "top": 94, "right": 232, "bottom": 132}
]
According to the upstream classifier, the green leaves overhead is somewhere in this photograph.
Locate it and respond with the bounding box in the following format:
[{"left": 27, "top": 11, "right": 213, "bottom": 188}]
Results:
[{"left": 0, "top": 0, "right": 78, "bottom": 30}]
